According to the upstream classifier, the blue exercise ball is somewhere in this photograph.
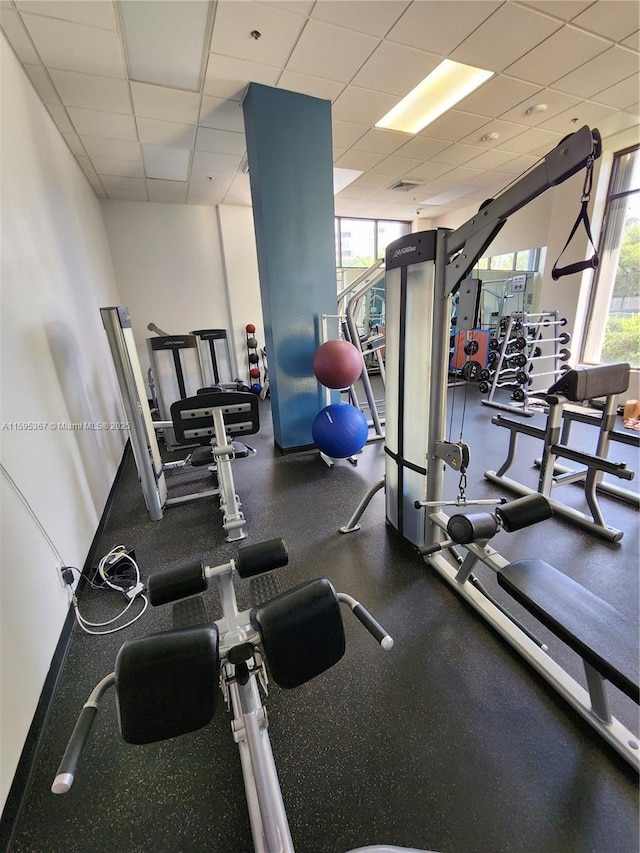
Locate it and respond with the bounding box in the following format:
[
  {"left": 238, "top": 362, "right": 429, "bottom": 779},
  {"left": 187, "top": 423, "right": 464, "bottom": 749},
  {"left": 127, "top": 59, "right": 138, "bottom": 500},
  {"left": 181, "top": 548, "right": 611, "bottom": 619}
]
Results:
[{"left": 312, "top": 403, "right": 368, "bottom": 458}]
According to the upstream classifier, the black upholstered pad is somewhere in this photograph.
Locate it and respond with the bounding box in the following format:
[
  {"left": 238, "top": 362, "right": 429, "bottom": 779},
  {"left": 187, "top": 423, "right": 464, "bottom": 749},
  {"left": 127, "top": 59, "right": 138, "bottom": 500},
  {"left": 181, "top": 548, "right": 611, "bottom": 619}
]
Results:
[
  {"left": 548, "top": 363, "right": 629, "bottom": 401},
  {"left": 115, "top": 625, "right": 219, "bottom": 744},
  {"left": 498, "top": 560, "right": 639, "bottom": 703},
  {"left": 170, "top": 391, "right": 259, "bottom": 446},
  {"left": 251, "top": 578, "right": 345, "bottom": 689}
]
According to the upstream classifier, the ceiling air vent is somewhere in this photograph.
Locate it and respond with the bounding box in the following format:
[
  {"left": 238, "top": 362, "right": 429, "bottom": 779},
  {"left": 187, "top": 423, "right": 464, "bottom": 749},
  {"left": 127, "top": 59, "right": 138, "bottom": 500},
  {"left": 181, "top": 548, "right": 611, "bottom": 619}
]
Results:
[{"left": 389, "top": 180, "right": 422, "bottom": 192}]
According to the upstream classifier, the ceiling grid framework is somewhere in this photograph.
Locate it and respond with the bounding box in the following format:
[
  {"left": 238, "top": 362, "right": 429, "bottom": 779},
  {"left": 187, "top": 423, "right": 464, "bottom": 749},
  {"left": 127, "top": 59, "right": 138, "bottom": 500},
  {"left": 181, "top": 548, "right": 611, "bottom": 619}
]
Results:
[{"left": 0, "top": 0, "right": 637, "bottom": 219}]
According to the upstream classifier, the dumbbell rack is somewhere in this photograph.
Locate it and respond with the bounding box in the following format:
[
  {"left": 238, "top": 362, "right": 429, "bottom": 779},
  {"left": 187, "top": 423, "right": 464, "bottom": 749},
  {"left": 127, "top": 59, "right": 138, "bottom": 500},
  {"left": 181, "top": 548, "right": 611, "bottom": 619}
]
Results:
[{"left": 481, "top": 310, "right": 570, "bottom": 416}]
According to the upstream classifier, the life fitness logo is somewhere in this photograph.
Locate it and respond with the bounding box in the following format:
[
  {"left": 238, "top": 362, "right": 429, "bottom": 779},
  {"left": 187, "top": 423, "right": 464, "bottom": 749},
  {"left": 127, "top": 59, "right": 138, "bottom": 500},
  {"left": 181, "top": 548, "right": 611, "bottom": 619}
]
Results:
[{"left": 391, "top": 245, "right": 417, "bottom": 260}]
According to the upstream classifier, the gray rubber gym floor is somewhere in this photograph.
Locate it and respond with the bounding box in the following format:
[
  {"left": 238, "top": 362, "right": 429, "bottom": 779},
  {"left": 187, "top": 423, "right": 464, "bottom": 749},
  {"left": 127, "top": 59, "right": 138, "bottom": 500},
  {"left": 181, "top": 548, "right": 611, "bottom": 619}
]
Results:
[{"left": 6, "top": 384, "right": 639, "bottom": 853}]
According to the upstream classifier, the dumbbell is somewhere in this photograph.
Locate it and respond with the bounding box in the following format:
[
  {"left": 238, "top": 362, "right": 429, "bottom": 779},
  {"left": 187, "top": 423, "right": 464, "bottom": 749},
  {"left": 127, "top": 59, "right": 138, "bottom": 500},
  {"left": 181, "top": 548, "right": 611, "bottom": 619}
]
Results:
[{"left": 529, "top": 348, "right": 572, "bottom": 363}]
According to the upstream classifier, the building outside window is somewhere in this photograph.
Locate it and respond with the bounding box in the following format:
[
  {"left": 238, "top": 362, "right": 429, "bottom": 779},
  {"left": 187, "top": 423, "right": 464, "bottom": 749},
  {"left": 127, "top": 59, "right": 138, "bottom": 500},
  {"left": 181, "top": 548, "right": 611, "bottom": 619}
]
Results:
[{"left": 583, "top": 144, "right": 640, "bottom": 367}]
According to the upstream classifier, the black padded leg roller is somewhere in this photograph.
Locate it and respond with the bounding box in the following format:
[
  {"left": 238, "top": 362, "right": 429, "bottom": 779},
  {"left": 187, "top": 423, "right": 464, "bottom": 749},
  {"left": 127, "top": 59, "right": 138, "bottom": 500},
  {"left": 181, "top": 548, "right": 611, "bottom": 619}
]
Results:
[
  {"left": 496, "top": 494, "right": 552, "bottom": 532},
  {"left": 148, "top": 562, "right": 207, "bottom": 606},
  {"left": 236, "top": 538, "right": 289, "bottom": 579}
]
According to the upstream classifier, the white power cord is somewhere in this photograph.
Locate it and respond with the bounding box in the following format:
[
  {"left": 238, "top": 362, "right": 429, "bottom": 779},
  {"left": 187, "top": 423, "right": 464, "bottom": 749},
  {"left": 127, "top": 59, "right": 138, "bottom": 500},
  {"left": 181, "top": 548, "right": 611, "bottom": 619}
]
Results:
[{"left": 70, "top": 545, "right": 148, "bottom": 636}]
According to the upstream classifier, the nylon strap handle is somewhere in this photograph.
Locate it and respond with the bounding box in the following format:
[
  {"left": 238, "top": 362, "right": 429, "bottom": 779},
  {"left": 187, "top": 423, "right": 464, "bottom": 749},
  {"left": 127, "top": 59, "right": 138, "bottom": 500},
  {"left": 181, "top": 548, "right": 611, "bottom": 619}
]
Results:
[{"left": 552, "top": 155, "right": 599, "bottom": 280}]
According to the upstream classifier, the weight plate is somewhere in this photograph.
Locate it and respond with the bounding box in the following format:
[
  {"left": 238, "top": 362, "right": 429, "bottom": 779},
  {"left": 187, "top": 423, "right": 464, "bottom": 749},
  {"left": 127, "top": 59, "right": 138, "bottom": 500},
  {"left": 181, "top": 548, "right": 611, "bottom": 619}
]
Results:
[{"left": 464, "top": 339, "right": 479, "bottom": 356}]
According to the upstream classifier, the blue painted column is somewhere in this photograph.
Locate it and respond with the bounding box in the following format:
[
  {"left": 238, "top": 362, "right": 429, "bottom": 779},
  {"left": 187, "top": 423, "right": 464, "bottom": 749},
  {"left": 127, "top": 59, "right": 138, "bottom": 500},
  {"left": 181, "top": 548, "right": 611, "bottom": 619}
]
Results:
[{"left": 243, "top": 83, "right": 336, "bottom": 452}]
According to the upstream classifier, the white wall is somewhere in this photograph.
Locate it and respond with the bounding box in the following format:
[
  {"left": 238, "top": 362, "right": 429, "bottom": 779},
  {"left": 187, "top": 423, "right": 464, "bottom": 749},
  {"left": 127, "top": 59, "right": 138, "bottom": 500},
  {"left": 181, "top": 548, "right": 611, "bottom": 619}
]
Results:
[
  {"left": 0, "top": 35, "right": 125, "bottom": 809},
  {"left": 101, "top": 201, "right": 233, "bottom": 379},
  {"left": 217, "top": 205, "right": 265, "bottom": 382}
]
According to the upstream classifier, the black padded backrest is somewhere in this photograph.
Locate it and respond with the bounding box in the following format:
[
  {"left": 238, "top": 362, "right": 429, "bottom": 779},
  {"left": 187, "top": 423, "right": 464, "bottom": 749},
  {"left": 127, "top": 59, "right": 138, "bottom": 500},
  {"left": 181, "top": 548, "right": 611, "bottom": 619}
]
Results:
[
  {"left": 548, "top": 363, "right": 629, "bottom": 402},
  {"left": 251, "top": 578, "right": 345, "bottom": 689},
  {"left": 115, "top": 625, "right": 219, "bottom": 744},
  {"left": 170, "top": 391, "right": 260, "bottom": 446}
]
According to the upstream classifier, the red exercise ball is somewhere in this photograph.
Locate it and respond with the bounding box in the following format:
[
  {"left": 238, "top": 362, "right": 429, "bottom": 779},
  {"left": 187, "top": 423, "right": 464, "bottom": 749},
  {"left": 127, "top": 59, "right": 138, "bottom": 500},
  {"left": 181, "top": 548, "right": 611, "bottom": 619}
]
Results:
[
  {"left": 246, "top": 323, "right": 256, "bottom": 333},
  {"left": 312, "top": 340, "right": 362, "bottom": 389}
]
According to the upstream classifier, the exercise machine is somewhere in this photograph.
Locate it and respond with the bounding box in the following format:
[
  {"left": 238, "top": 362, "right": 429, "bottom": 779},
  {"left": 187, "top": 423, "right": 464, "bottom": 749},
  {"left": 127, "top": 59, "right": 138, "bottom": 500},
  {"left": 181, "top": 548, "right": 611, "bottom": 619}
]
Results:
[
  {"left": 485, "top": 362, "right": 637, "bottom": 541},
  {"left": 51, "top": 539, "right": 434, "bottom": 853},
  {"left": 101, "top": 308, "right": 257, "bottom": 536},
  {"left": 341, "top": 126, "right": 640, "bottom": 768}
]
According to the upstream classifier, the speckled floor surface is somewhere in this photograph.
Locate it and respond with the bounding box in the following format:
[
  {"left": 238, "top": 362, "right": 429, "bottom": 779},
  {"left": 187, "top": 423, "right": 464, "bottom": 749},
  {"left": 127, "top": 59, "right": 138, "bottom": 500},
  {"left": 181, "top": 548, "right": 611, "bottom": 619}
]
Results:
[{"left": 6, "top": 385, "right": 640, "bottom": 853}]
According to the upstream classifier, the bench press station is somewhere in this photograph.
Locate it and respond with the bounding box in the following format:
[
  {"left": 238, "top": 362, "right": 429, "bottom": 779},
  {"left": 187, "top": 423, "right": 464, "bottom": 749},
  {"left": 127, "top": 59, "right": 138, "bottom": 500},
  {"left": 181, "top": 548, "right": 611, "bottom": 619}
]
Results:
[{"left": 51, "top": 539, "right": 435, "bottom": 853}]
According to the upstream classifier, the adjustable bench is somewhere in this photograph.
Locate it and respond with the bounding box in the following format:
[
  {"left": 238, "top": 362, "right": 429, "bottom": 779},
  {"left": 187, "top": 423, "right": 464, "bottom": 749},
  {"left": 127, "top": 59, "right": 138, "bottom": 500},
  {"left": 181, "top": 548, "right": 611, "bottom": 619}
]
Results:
[{"left": 498, "top": 559, "right": 639, "bottom": 726}]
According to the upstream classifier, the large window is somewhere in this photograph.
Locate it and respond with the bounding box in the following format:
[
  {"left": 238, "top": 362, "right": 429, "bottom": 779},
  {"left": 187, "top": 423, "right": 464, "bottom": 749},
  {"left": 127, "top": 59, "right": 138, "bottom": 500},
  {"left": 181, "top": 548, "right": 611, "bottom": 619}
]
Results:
[
  {"left": 584, "top": 144, "right": 640, "bottom": 367},
  {"left": 335, "top": 217, "right": 411, "bottom": 269}
]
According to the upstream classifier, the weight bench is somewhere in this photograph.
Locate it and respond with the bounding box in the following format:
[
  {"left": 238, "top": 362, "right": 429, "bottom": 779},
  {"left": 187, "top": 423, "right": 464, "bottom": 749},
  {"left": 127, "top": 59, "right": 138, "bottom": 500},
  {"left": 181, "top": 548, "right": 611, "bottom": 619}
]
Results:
[
  {"left": 170, "top": 391, "right": 260, "bottom": 541},
  {"left": 498, "top": 559, "right": 639, "bottom": 724},
  {"left": 486, "top": 362, "right": 635, "bottom": 541}
]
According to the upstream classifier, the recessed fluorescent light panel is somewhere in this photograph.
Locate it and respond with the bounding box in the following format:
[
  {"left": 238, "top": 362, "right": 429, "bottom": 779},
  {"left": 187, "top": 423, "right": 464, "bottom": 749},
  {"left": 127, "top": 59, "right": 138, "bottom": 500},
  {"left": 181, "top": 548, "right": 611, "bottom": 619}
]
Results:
[
  {"left": 376, "top": 60, "right": 494, "bottom": 135},
  {"left": 120, "top": 1, "right": 211, "bottom": 91},
  {"left": 333, "top": 168, "right": 363, "bottom": 195},
  {"left": 142, "top": 144, "right": 191, "bottom": 181}
]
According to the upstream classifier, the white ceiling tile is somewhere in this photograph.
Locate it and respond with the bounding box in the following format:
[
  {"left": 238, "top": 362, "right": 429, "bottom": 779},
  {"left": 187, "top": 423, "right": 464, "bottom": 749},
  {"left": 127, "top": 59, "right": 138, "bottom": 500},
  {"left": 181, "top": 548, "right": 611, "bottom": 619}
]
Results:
[
  {"left": 91, "top": 157, "right": 145, "bottom": 177},
  {"left": 418, "top": 110, "right": 490, "bottom": 142},
  {"left": 456, "top": 75, "right": 543, "bottom": 118},
  {"left": 332, "top": 86, "right": 398, "bottom": 125},
  {"left": 460, "top": 118, "right": 529, "bottom": 147},
  {"left": 310, "top": 1, "right": 408, "bottom": 37},
  {"left": 100, "top": 175, "right": 146, "bottom": 191},
  {"left": 332, "top": 119, "right": 369, "bottom": 148},
  {"left": 0, "top": 8, "right": 41, "bottom": 64},
  {"left": 120, "top": 0, "right": 210, "bottom": 91},
  {"left": 351, "top": 41, "right": 440, "bottom": 97},
  {"left": 210, "top": 1, "right": 306, "bottom": 66},
  {"left": 499, "top": 87, "right": 582, "bottom": 125},
  {"left": 621, "top": 30, "right": 639, "bottom": 50},
  {"left": 387, "top": 1, "right": 501, "bottom": 55},
  {"left": 67, "top": 107, "right": 137, "bottom": 141},
  {"left": 492, "top": 153, "right": 540, "bottom": 175},
  {"left": 61, "top": 132, "right": 85, "bottom": 155},
  {"left": 287, "top": 20, "right": 378, "bottom": 83},
  {"left": 333, "top": 147, "right": 347, "bottom": 162},
  {"left": 267, "top": 1, "right": 315, "bottom": 16},
  {"left": 15, "top": 1, "right": 116, "bottom": 29},
  {"left": 537, "top": 101, "right": 617, "bottom": 133},
  {"left": 624, "top": 102, "right": 640, "bottom": 114},
  {"left": 199, "top": 96, "right": 245, "bottom": 132},
  {"left": 137, "top": 117, "right": 197, "bottom": 147},
  {"left": 81, "top": 136, "right": 142, "bottom": 161},
  {"left": 93, "top": 188, "right": 108, "bottom": 198},
  {"left": 49, "top": 69, "right": 131, "bottom": 113},
  {"left": 352, "top": 172, "right": 398, "bottom": 189},
  {"left": 515, "top": 2, "right": 594, "bottom": 21},
  {"left": 552, "top": 45, "right": 640, "bottom": 97},
  {"left": 392, "top": 135, "right": 451, "bottom": 159},
  {"left": 351, "top": 128, "right": 410, "bottom": 156},
  {"left": 147, "top": 179, "right": 188, "bottom": 203},
  {"left": 400, "top": 161, "right": 454, "bottom": 182},
  {"left": 369, "top": 155, "right": 423, "bottom": 175},
  {"left": 450, "top": 4, "right": 562, "bottom": 72},
  {"left": 277, "top": 70, "right": 345, "bottom": 101},
  {"left": 131, "top": 82, "right": 200, "bottom": 124},
  {"left": 591, "top": 75, "right": 640, "bottom": 110},
  {"left": 190, "top": 170, "right": 234, "bottom": 193},
  {"left": 204, "top": 54, "right": 280, "bottom": 100},
  {"left": 571, "top": 1, "right": 640, "bottom": 42},
  {"left": 46, "top": 104, "right": 74, "bottom": 134},
  {"left": 465, "top": 148, "right": 519, "bottom": 170},
  {"left": 494, "top": 126, "right": 560, "bottom": 154},
  {"left": 23, "top": 64, "right": 60, "bottom": 103},
  {"left": 192, "top": 150, "right": 242, "bottom": 172},
  {"left": 431, "top": 143, "right": 486, "bottom": 166},
  {"left": 195, "top": 127, "right": 246, "bottom": 155},
  {"left": 141, "top": 144, "right": 191, "bottom": 180},
  {"left": 337, "top": 184, "right": 375, "bottom": 200},
  {"left": 506, "top": 25, "right": 610, "bottom": 87},
  {"left": 21, "top": 13, "right": 125, "bottom": 77},
  {"left": 597, "top": 111, "right": 640, "bottom": 138},
  {"left": 335, "top": 150, "right": 386, "bottom": 171},
  {"left": 75, "top": 155, "right": 97, "bottom": 176}
]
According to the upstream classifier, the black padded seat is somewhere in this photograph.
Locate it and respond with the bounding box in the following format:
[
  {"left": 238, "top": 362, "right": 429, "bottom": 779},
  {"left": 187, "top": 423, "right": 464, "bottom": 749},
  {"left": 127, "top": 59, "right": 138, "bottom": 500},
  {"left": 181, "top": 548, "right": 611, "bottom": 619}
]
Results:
[
  {"left": 115, "top": 625, "right": 219, "bottom": 744},
  {"left": 251, "top": 578, "right": 345, "bottom": 689},
  {"left": 170, "top": 391, "right": 260, "bottom": 446},
  {"left": 498, "top": 560, "right": 639, "bottom": 703}
]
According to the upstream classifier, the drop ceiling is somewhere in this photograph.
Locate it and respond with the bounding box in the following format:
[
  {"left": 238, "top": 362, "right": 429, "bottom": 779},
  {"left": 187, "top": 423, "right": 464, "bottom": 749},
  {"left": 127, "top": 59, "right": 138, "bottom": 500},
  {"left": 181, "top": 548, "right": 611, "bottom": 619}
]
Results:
[{"left": 1, "top": 0, "right": 638, "bottom": 220}]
